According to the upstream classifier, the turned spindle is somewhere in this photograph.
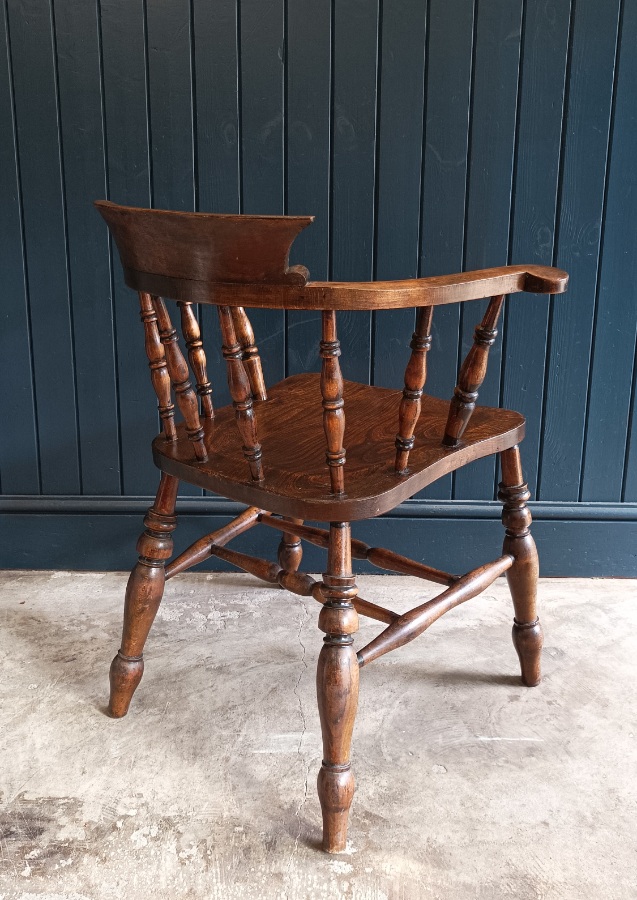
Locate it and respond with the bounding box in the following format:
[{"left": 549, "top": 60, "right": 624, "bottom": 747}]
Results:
[
  {"left": 218, "top": 305, "right": 264, "bottom": 481},
  {"left": 151, "top": 296, "right": 207, "bottom": 461},
  {"left": 498, "top": 445, "right": 542, "bottom": 687},
  {"left": 139, "top": 292, "right": 176, "bottom": 441},
  {"left": 178, "top": 301, "right": 214, "bottom": 418},
  {"left": 320, "top": 311, "right": 346, "bottom": 495},
  {"left": 231, "top": 307, "right": 267, "bottom": 402},
  {"left": 395, "top": 306, "right": 433, "bottom": 473},
  {"left": 443, "top": 294, "right": 505, "bottom": 446}
]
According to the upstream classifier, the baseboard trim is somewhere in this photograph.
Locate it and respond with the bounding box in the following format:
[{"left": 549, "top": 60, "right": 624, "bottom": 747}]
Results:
[
  {"left": 1, "top": 495, "right": 636, "bottom": 521},
  {"left": 0, "top": 496, "right": 635, "bottom": 576}
]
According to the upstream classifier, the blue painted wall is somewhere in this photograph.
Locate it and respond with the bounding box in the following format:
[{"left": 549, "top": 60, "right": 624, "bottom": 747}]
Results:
[{"left": 1, "top": 0, "right": 636, "bottom": 573}]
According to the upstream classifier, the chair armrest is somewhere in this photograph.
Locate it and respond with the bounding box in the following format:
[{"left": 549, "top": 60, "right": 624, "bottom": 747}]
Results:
[{"left": 301, "top": 264, "right": 569, "bottom": 310}]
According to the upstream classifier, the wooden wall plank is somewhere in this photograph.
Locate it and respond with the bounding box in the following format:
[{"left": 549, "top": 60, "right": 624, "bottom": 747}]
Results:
[
  {"left": 454, "top": 0, "right": 524, "bottom": 501},
  {"left": 191, "top": 0, "right": 240, "bottom": 411},
  {"left": 238, "top": 0, "right": 285, "bottom": 385},
  {"left": 6, "top": 0, "right": 80, "bottom": 494},
  {"left": 286, "top": 0, "right": 331, "bottom": 377},
  {"left": 330, "top": 0, "right": 379, "bottom": 385},
  {"left": 502, "top": 0, "right": 571, "bottom": 499},
  {"left": 581, "top": 0, "right": 637, "bottom": 501},
  {"left": 372, "top": 0, "right": 427, "bottom": 390},
  {"left": 100, "top": 0, "right": 155, "bottom": 495},
  {"left": 54, "top": 0, "right": 121, "bottom": 494},
  {"left": 539, "top": 0, "right": 622, "bottom": 500},
  {"left": 0, "top": 0, "right": 39, "bottom": 493},
  {"left": 418, "top": 0, "right": 474, "bottom": 500}
]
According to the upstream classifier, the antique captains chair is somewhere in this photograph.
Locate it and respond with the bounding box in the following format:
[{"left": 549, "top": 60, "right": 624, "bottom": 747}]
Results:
[{"left": 96, "top": 200, "right": 568, "bottom": 853}]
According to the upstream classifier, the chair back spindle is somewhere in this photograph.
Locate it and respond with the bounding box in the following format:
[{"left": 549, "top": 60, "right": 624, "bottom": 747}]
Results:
[
  {"left": 178, "top": 301, "right": 214, "bottom": 418},
  {"left": 230, "top": 307, "right": 267, "bottom": 402},
  {"left": 395, "top": 306, "right": 434, "bottom": 474},
  {"left": 139, "top": 292, "right": 177, "bottom": 442},
  {"left": 151, "top": 296, "right": 208, "bottom": 461},
  {"left": 320, "top": 310, "right": 346, "bottom": 495},
  {"left": 217, "top": 305, "right": 264, "bottom": 481},
  {"left": 443, "top": 295, "right": 505, "bottom": 447}
]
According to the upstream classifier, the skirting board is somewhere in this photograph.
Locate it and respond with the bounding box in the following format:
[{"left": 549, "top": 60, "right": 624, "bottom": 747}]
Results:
[{"left": 0, "top": 497, "right": 636, "bottom": 576}]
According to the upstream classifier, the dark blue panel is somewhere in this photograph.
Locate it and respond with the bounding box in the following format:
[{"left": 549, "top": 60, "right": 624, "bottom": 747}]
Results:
[
  {"left": 146, "top": 0, "right": 195, "bottom": 211},
  {"left": 503, "top": 0, "right": 571, "bottom": 498},
  {"left": 239, "top": 0, "right": 285, "bottom": 385},
  {"left": 419, "top": 0, "right": 474, "bottom": 500},
  {"left": 581, "top": 0, "right": 637, "bottom": 501},
  {"left": 145, "top": 0, "right": 200, "bottom": 497},
  {"left": 0, "top": 0, "right": 39, "bottom": 493},
  {"left": 286, "top": 0, "right": 331, "bottom": 377},
  {"left": 193, "top": 0, "right": 240, "bottom": 215},
  {"left": 331, "top": 0, "right": 379, "bottom": 385},
  {"left": 7, "top": 0, "right": 80, "bottom": 493},
  {"left": 100, "top": 0, "right": 156, "bottom": 495},
  {"left": 539, "top": 0, "right": 621, "bottom": 500},
  {"left": 372, "top": 0, "right": 427, "bottom": 389},
  {"left": 624, "top": 364, "right": 637, "bottom": 501},
  {"left": 454, "top": 0, "right": 524, "bottom": 501},
  {"left": 191, "top": 0, "right": 239, "bottom": 411},
  {"left": 55, "top": 0, "right": 121, "bottom": 494}
]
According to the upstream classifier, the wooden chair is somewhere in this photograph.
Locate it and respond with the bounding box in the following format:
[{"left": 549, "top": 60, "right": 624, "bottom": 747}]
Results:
[{"left": 96, "top": 200, "right": 568, "bottom": 853}]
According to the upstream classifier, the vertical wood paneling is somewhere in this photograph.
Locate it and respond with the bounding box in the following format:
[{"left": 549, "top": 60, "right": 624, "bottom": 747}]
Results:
[
  {"left": 7, "top": 0, "right": 80, "bottom": 494},
  {"left": 286, "top": 0, "right": 331, "bottom": 377},
  {"left": 55, "top": 0, "right": 121, "bottom": 494},
  {"left": 100, "top": 0, "right": 154, "bottom": 495},
  {"left": 372, "top": 0, "right": 427, "bottom": 390},
  {"left": 239, "top": 0, "right": 285, "bottom": 386},
  {"left": 418, "top": 0, "right": 474, "bottom": 500},
  {"left": 191, "top": 0, "right": 240, "bottom": 412},
  {"left": 331, "top": 0, "right": 379, "bottom": 385},
  {"left": 0, "top": 0, "right": 39, "bottom": 493},
  {"left": 580, "top": 0, "right": 637, "bottom": 501},
  {"left": 502, "top": 0, "right": 571, "bottom": 498},
  {"left": 538, "top": 0, "right": 622, "bottom": 500},
  {"left": 1, "top": 0, "right": 635, "bottom": 535},
  {"left": 454, "top": 0, "right": 524, "bottom": 500}
]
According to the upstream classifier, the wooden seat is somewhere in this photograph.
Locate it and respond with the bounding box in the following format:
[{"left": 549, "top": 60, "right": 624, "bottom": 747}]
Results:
[
  {"left": 154, "top": 373, "right": 525, "bottom": 521},
  {"left": 96, "top": 199, "right": 568, "bottom": 854}
]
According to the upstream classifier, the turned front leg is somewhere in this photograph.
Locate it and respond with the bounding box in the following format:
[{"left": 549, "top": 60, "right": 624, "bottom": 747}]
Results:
[
  {"left": 499, "top": 446, "right": 542, "bottom": 687},
  {"left": 109, "top": 473, "right": 178, "bottom": 717},
  {"left": 317, "top": 522, "right": 359, "bottom": 852}
]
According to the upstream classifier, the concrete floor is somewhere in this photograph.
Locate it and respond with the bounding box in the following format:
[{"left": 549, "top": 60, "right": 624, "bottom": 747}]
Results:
[{"left": 0, "top": 571, "right": 635, "bottom": 900}]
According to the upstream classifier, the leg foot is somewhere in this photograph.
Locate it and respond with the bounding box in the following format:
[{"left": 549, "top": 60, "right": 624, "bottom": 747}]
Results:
[
  {"left": 499, "top": 447, "right": 542, "bottom": 687},
  {"left": 512, "top": 619, "right": 543, "bottom": 687},
  {"left": 108, "top": 652, "right": 144, "bottom": 718},
  {"left": 108, "top": 473, "right": 178, "bottom": 716},
  {"left": 316, "top": 523, "right": 359, "bottom": 853}
]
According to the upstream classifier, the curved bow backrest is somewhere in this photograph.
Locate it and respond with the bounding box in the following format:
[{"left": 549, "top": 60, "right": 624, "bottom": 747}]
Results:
[{"left": 96, "top": 201, "right": 568, "bottom": 492}]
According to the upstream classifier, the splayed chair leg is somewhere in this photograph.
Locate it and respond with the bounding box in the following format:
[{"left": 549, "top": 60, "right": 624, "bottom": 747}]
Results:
[
  {"left": 499, "top": 446, "right": 542, "bottom": 687},
  {"left": 316, "top": 522, "right": 359, "bottom": 852},
  {"left": 108, "top": 473, "right": 179, "bottom": 717}
]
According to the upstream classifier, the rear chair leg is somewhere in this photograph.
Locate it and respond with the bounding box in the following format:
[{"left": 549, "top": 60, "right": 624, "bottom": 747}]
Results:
[
  {"left": 499, "top": 446, "right": 542, "bottom": 687},
  {"left": 316, "top": 522, "right": 359, "bottom": 852},
  {"left": 108, "top": 473, "right": 179, "bottom": 717},
  {"left": 277, "top": 517, "right": 303, "bottom": 573}
]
